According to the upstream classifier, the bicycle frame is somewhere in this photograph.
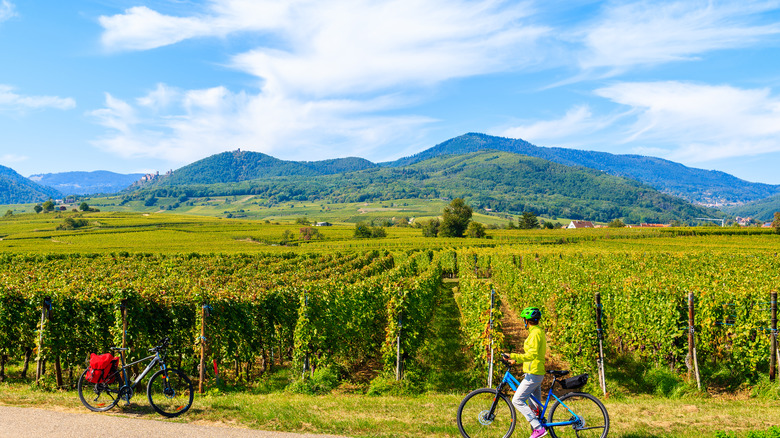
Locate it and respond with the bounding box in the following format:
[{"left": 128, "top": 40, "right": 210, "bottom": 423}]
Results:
[
  {"left": 494, "top": 369, "right": 581, "bottom": 428},
  {"left": 116, "top": 351, "right": 167, "bottom": 391}
]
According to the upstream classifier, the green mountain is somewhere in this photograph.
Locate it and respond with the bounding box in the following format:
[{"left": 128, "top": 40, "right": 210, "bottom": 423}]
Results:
[
  {"left": 29, "top": 171, "right": 144, "bottom": 196},
  {"left": 0, "top": 165, "right": 61, "bottom": 204},
  {"left": 134, "top": 151, "right": 718, "bottom": 223},
  {"left": 386, "top": 133, "right": 780, "bottom": 206},
  {"left": 723, "top": 194, "right": 780, "bottom": 222},
  {"left": 149, "top": 149, "right": 377, "bottom": 185}
]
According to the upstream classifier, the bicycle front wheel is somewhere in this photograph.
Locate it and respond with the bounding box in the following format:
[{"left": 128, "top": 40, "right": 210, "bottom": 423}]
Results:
[
  {"left": 547, "top": 392, "right": 609, "bottom": 438},
  {"left": 457, "top": 388, "right": 516, "bottom": 438},
  {"left": 146, "top": 368, "right": 193, "bottom": 417},
  {"left": 77, "top": 369, "right": 121, "bottom": 412}
]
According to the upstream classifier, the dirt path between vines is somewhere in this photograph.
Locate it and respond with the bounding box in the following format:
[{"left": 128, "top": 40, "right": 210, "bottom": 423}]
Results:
[{"left": 0, "top": 406, "right": 349, "bottom": 438}]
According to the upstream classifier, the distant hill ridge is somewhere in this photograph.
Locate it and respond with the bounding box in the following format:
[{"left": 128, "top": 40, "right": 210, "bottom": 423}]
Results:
[
  {"left": 153, "top": 149, "right": 378, "bottom": 186},
  {"left": 384, "top": 133, "right": 780, "bottom": 206},
  {"left": 136, "top": 149, "right": 719, "bottom": 223},
  {"left": 30, "top": 170, "right": 145, "bottom": 196},
  {"left": 0, "top": 165, "right": 60, "bottom": 204}
]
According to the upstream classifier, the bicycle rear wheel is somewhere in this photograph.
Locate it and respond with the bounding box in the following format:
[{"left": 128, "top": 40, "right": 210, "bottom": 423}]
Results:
[
  {"left": 147, "top": 368, "right": 193, "bottom": 417},
  {"left": 77, "top": 369, "right": 121, "bottom": 412},
  {"left": 457, "top": 388, "right": 516, "bottom": 438},
  {"left": 547, "top": 392, "right": 609, "bottom": 438}
]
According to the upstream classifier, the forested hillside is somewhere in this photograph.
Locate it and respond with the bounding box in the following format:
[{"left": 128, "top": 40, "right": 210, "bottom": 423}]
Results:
[
  {"left": 150, "top": 149, "right": 377, "bottom": 185},
  {"left": 130, "top": 151, "right": 718, "bottom": 223},
  {"left": 387, "top": 133, "right": 780, "bottom": 205},
  {"left": 0, "top": 165, "right": 60, "bottom": 204}
]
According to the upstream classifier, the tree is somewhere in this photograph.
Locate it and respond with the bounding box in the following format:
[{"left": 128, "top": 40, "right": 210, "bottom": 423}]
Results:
[
  {"left": 296, "top": 217, "right": 310, "bottom": 225},
  {"left": 354, "top": 222, "right": 386, "bottom": 238},
  {"left": 4, "top": 210, "right": 12, "bottom": 218},
  {"left": 34, "top": 204, "right": 43, "bottom": 214},
  {"left": 421, "top": 218, "right": 440, "bottom": 237},
  {"left": 79, "top": 202, "right": 90, "bottom": 212},
  {"left": 518, "top": 211, "right": 539, "bottom": 229},
  {"left": 465, "top": 221, "right": 486, "bottom": 238},
  {"left": 42, "top": 200, "right": 55, "bottom": 212},
  {"left": 772, "top": 212, "right": 780, "bottom": 234},
  {"left": 439, "top": 198, "right": 472, "bottom": 237},
  {"left": 608, "top": 219, "right": 626, "bottom": 228},
  {"left": 299, "top": 227, "right": 322, "bottom": 241}
]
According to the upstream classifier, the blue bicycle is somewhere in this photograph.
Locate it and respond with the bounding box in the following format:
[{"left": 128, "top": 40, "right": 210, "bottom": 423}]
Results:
[{"left": 457, "top": 356, "right": 609, "bottom": 438}]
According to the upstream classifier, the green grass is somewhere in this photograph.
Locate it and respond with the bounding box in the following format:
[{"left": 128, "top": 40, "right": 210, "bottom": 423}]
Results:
[{"left": 1, "top": 375, "right": 779, "bottom": 437}]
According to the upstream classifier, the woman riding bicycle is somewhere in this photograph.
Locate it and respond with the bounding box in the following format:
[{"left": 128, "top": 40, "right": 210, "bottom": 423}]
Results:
[{"left": 504, "top": 306, "right": 547, "bottom": 438}]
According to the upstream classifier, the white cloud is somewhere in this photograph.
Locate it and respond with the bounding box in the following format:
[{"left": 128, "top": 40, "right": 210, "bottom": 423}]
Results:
[
  {"left": 100, "top": 1, "right": 548, "bottom": 97},
  {"left": 577, "top": 0, "right": 780, "bottom": 74},
  {"left": 93, "top": 0, "right": 549, "bottom": 162},
  {"left": 0, "top": 1, "right": 15, "bottom": 23},
  {"left": 0, "top": 85, "right": 75, "bottom": 111},
  {"left": 1, "top": 153, "right": 27, "bottom": 164},
  {"left": 89, "top": 85, "right": 435, "bottom": 165},
  {"left": 594, "top": 81, "right": 780, "bottom": 162},
  {"left": 499, "top": 105, "right": 619, "bottom": 143}
]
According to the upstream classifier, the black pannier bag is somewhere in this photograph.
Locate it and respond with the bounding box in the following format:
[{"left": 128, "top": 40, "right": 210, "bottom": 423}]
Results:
[{"left": 560, "top": 373, "right": 589, "bottom": 390}]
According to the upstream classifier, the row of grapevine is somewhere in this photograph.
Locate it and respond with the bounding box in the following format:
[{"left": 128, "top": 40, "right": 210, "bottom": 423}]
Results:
[
  {"left": 0, "top": 247, "right": 464, "bottom": 390},
  {"left": 0, "top": 250, "right": 395, "bottom": 385},
  {"left": 453, "top": 250, "right": 505, "bottom": 373},
  {"left": 488, "top": 249, "right": 780, "bottom": 381}
]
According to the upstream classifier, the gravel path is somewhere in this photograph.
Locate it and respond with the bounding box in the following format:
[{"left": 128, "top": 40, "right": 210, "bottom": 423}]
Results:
[{"left": 0, "top": 406, "right": 351, "bottom": 438}]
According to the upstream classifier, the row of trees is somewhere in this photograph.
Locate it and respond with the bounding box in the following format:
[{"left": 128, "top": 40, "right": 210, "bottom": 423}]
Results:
[{"left": 422, "top": 199, "right": 548, "bottom": 237}]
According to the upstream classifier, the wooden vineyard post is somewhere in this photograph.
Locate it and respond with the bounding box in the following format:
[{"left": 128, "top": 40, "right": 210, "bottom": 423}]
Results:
[
  {"left": 120, "top": 299, "right": 128, "bottom": 349},
  {"left": 487, "top": 287, "right": 495, "bottom": 388},
  {"left": 36, "top": 297, "right": 52, "bottom": 383},
  {"left": 595, "top": 292, "right": 606, "bottom": 396},
  {"left": 199, "top": 303, "right": 209, "bottom": 394},
  {"left": 50, "top": 302, "right": 63, "bottom": 389},
  {"left": 688, "top": 292, "right": 702, "bottom": 390},
  {"left": 770, "top": 291, "right": 777, "bottom": 382},
  {"left": 396, "top": 313, "right": 403, "bottom": 381}
]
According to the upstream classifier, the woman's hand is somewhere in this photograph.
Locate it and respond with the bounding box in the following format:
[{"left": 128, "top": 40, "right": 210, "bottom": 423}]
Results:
[{"left": 501, "top": 352, "right": 517, "bottom": 366}]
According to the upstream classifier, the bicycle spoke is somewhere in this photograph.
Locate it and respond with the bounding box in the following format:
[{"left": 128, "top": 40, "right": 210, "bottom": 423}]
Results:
[
  {"left": 547, "top": 393, "right": 609, "bottom": 438},
  {"left": 147, "top": 368, "right": 193, "bottom": 418},
  {"left": 457, "top": 388, "right": 515, "bottom": 438}
]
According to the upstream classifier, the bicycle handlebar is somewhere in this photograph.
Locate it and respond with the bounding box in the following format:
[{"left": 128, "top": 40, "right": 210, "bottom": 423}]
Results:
[{"left": 148, "top": 336, "right": 170, "bottom": 353}]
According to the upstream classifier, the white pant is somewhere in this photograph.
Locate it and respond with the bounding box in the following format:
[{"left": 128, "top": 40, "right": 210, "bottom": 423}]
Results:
[{"left": 512, "top": 373, "right": 544, "bottom": 429}]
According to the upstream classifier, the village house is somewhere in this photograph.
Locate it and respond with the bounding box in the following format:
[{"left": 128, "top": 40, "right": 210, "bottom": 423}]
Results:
[{"left": 567, "top": 220, "right": 594, "bottom": 229}]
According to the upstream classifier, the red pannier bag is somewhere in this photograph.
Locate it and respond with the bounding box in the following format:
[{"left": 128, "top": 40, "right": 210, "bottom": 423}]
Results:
[{"left": 85, "top": 353, "right": 119, "bottom": 384}]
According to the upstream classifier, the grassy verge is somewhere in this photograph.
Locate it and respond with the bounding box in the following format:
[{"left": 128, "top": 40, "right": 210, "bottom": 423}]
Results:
[{"left": 1, "top": 380, "right": 780, "bottom": 437}]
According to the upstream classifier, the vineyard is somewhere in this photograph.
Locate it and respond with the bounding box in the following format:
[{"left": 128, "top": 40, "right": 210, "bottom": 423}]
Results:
[{"left": 0, "top": 213, "right": 779, "bottom": 398}]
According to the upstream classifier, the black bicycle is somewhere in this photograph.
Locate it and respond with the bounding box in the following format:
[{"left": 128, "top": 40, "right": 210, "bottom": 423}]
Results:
[{"left": 77, "top": 337, "right": 193, "bottom": 417}]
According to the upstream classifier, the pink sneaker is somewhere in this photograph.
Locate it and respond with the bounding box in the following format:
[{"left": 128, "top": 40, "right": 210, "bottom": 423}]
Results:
[{"left": 529, "top": 427, "right": 548, "bottom": 438}]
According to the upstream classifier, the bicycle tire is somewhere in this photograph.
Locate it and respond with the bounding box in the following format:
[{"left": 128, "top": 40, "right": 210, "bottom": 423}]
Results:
[
  {"left": 146, "top": 368, "right": 194, "bottom": 418},
  {"left": 546, "top": 392, "right": 609, "bottom": 438},
  {"left": 457, "top": 388, "right": 517, "bottom": 438},
  {"left": 77, "top": 369, "right": 122, "bottom": 412}
]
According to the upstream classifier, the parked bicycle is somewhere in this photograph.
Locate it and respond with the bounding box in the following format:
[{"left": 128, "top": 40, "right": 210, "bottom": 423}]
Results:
[
  {"left": 457, "top": 355, "right": 609, "bottom": 437},
  {"left": 77, "top": 337, "right": 194, "bottom": 418}
]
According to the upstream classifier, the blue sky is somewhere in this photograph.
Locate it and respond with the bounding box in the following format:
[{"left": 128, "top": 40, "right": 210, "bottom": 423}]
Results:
[{"left": 2, "top": 1, "right": 780, "bottom": 184}]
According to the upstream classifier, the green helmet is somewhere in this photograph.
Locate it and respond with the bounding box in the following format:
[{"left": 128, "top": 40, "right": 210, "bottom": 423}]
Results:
[{"left": 520, "top": 306, "right": 542, "bottom": 321}]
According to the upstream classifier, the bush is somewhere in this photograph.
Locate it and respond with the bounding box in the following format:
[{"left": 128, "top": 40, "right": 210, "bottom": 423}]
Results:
[
  {"left": 367, "top": 373, "right": 424, "bottom": 396},
  {"left": 465, "top": 222, "right": 486, "bottom": 238},
  {"left": 286, "top": 366, "right": 340, "bottom": 395}
]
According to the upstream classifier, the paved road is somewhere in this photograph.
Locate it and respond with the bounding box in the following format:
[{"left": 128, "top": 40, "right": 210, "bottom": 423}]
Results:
[{"left": 0, "top": 406, "right": 351, "bottom": 438}]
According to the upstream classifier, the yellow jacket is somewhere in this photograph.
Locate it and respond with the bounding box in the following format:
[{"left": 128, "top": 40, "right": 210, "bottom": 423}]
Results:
[{"left": 510, "top": 324, "right": 546, "bottom": 375}]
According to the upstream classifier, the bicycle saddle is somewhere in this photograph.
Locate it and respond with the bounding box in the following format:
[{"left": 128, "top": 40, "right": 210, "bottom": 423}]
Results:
[{"left": 547, "top": 370, "right": 569, "bottom": 376}]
